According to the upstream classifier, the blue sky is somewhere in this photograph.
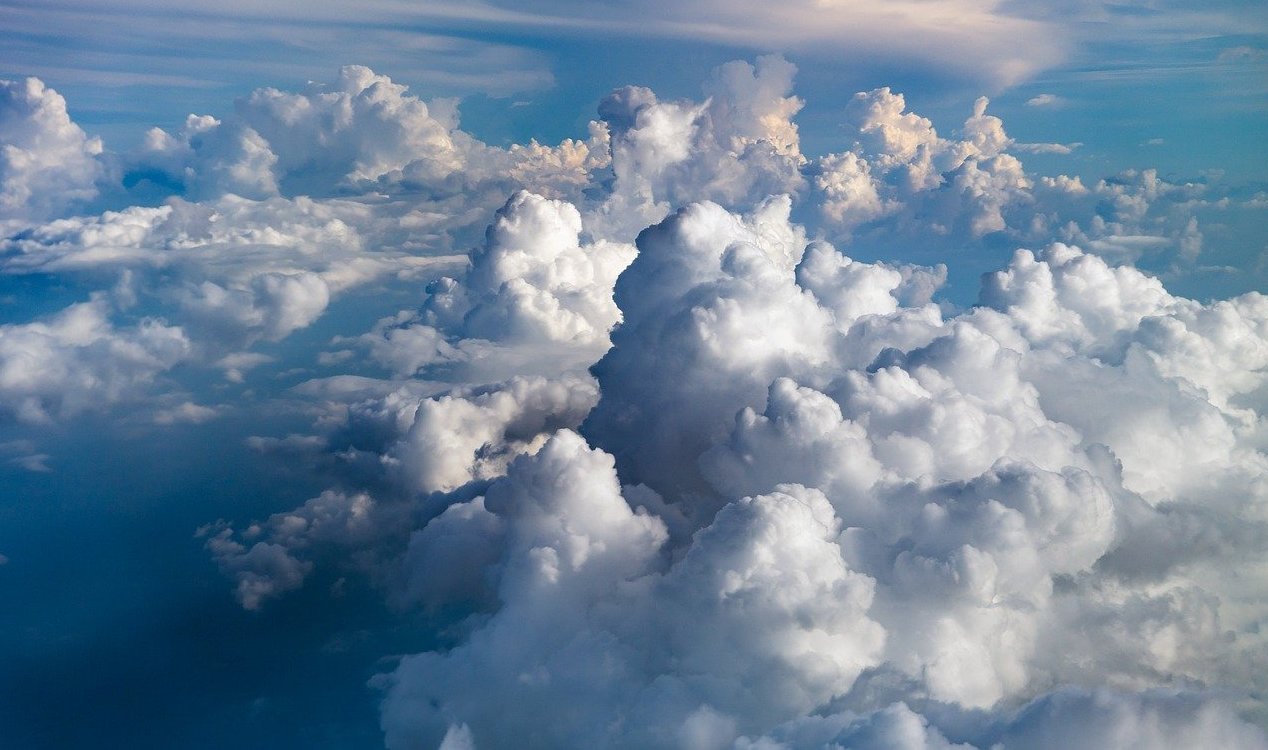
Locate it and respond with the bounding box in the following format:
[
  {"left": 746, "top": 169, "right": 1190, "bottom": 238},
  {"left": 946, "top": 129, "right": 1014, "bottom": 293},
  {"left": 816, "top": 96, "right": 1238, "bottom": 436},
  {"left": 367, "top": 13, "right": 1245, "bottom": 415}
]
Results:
[{"left": 2, "top": 2, "right": 1268, "bottom": 748}]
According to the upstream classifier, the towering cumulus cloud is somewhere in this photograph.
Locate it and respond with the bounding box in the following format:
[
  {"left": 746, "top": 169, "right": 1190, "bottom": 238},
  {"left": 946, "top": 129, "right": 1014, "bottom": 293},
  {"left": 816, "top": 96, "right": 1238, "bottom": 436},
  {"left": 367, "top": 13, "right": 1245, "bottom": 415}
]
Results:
[
  {"left": 0, "top": 77, "right": 102, "bottom": 221},
  {"left": 371, "top": 200, "right": 1268, "bottom": 748},
  {"left": 2, "top": 53, "right": 1266, "bottom": 749}
]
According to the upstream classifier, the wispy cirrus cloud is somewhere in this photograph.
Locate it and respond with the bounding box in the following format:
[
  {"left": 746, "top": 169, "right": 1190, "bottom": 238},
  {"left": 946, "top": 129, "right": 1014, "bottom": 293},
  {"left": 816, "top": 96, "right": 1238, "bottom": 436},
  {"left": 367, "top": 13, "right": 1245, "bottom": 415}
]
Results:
[{"left": 3, "top": 0, "right": 1063, "bottom": 101}]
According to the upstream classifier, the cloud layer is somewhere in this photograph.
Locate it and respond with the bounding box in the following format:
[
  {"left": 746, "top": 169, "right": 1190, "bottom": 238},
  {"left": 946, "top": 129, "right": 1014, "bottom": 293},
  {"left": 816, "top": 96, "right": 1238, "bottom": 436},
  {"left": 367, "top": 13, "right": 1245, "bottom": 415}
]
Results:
[{"left": 2, "top": 57, "right": 1266, "bottom": 749}]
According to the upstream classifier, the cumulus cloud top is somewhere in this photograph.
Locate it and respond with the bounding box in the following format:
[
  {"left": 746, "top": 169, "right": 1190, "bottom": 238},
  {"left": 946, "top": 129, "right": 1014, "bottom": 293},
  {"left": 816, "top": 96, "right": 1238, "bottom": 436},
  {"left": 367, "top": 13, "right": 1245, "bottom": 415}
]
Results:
[{"left": 0, "top": 77, "right": 102, "bottom": 221}]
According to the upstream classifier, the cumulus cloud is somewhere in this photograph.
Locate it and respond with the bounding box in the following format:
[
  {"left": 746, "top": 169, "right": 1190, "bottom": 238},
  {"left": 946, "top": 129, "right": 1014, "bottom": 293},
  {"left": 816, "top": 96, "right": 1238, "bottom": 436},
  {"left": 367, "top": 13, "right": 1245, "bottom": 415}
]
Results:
[
  {"left": 124, "top": 65, "right": 610, "bottom": 206},
  {"left": 344, "top": 190, "right": 637, "bottom": 387},
  {"left": 3, "top": 55, "right": 1265, "bottom": 750},
  {"left": 380, "top": 433, "right": 885, "bottom": 749},
  {"left": 372, "top": 199, "right": 1267, "bottom": 746},
  {"left": 802, "top": 92, "right": 1219, "bottom": 273},
  {"left": 203, "top": 490, "right": 376, "bottom": 609},
  {"left": 386, "top": 375, "right": 600, "bottom": 495},
  {"left": 0, "top": 67, "right": 641, "bottom": 426},
  {"left": 589, "top": 55, "right": 806, "bottom": 239},
  {"left": 810, "top": 89, "right": 1036, "bottom": 238},
  {"left": 0, "top": 77, "right": 102, "bottom": 221},
  {"left": 0, "top": 189, "right": 467, "bottom": 405},
  {"left": 128, "top": 66, "right": 464, "bottom": 199},
  {"left": 0, "top": 296, "right": 190, "bottom": 422}
]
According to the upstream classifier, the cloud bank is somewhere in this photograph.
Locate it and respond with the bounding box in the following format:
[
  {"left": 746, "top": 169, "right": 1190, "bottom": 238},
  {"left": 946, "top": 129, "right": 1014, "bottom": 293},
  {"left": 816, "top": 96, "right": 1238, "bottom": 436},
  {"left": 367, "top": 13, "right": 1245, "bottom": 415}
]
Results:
[{"left": 2, "top": 57, "right": 1266, "bottom": 749}]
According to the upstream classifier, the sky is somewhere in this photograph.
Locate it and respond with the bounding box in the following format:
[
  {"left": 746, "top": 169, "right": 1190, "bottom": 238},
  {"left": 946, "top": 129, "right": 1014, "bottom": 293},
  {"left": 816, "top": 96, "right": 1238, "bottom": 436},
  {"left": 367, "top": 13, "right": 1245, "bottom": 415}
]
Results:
[{"left": 1, "top": 1, "right": 1267, "bottom": 748}]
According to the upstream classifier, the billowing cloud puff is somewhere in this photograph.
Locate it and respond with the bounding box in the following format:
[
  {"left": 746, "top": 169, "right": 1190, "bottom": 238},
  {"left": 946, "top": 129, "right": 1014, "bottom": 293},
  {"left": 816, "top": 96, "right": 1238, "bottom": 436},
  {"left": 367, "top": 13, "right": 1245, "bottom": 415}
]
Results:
[
  {"left": 379, "top": 431, "right": 668, "bottom": 748},
  {"left": 0, "top": 77, "right": 102, "bottom": 221},
  {"left": 430, "top": 191, "right": 634, "bottom": 349},
  {"left": 585, "top": 196, "right": 830, "bottom": 511},
  {"left": 127, "top": 66, "right": 610, "bottom": 205},
  {"left": 590, "top": 55, "right": 806, "bottom": 239},
  {"left": 808, "top": 90, "right": 1214, "bottom": 268},
  {"left": 814, "top": 89, "right": 1031, "bottom": 237},
  {"left": 387, "top": 375, "right": 600, "bottom": 495},
  {"left": 131, "top": 66, "right": 464, "bottom": 198},
  {"left": 351, "top": 191, "right": 636, "bottom": 382},
  {"left": 380, "top": 434, "right": 885, "bottom": 749},
  {"left": 0, "top": 296, "right": 190, "bottom": 422}
]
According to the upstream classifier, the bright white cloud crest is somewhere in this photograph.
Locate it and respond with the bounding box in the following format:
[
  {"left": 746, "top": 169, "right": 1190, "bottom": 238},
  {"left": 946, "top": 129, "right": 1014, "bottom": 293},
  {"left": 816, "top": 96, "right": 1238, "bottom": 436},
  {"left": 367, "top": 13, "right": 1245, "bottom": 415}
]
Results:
[
  {"left": 0, "top": 77, "right": 102, "bottom": 222},
  {"left": 2, "top": 57, "right": 1267, "bottom": 749}
]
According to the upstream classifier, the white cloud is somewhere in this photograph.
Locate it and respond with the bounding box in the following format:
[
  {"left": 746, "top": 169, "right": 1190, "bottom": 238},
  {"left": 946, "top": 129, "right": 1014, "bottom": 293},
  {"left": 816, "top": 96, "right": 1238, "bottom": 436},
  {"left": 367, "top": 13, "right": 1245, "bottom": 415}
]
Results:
[
  {"left": 989, "top": 688, "right": 1268, "bottom": 750},
  {"left": 372, "top": 200, "right": 1268, "bottom": 746},
  {"left": 2, "top": 56, "right": 1265, "bottom": 750},
  {"left": 1025, "top": 93, "right": 1063, "bottom": 107},
  {"left": 152, "top": 401, "right": 219, "bottom": 425},
  {"left": 589, "top": 55, "right": 807, "bottom": 239},
  {"left": 0, "top": 296, "right": 190, "bottom": 423},
  {"left": 124, "top": 66, "right": 610, "bottom": 204},
  {"left": 1, "top": 188, "right": 466, "bottom": 395},
  {"left": 387, "top": 375, "right": 600, "bottom": 495},
  {"left": 0, "top": 77, "right": 102, "bottom": 221},
  {"left": 1013, "top": 141, "right": 1080, "bottom": 154},
  {"left": 351, "top": 190, "right": 637, "bottom": 384}
]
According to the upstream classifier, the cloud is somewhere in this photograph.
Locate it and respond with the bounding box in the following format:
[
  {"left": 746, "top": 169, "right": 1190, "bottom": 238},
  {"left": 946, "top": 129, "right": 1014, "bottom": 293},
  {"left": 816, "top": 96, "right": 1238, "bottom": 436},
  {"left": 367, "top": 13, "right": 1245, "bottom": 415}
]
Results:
[
  {"left": 589, "top": 55, "right": 807, "bottom": 239},
  {"left": 0, "top": 77, "right": 103, "bottom": 221},
  {"left": 5, "top": 1, "right": 1066, "bottom": 93},
  {"left": 118, "top": 65, "right": 610, "bottom": 206},
  {"left": 1219, "top": 46, "right": 1267, "bottom": 63},
  {"left": 809, "top": 90, "right": 1034, "bottom": 237},
  {"left": 380, "top": 433, "right": 885, "bottom": 749},
  {"left": 292, "top": 191, "right": 1268, "bottom": 747},
  {"left": 0, "top": 296, "right": 190, "bottom": 423},
  {"left": 1013, "top": 142, "right": 1080, "bottom": 154},
  {"left": 986, "top": 688, "right": 1268, "bottom": 750},
  {"left": 1025, "top": 93, "right": 1063, "bottom": 107},
  {"left": 1, "top": 3, "right": 556, "bottom": 100},
  {"left": 2, "top": 56, "right": 1266, "bottom": 749},
  {"left": 348, "top": 190, "right": 637, "bottom": 385},
  {"left": 1, "top": 61, "right": 1212, "bottom": 434},
  {"left": 7, "top": 453, "right": 50, "bottom": 472},
  {"left": 202, "top": 490, "right": 376, "bottom": 609},
  {"left": 387, "top": 375, "right": 600, "bottom": 495},
  {"left": 739, "top": 689, "right": 1268, "bottom": 749},
  {"left": 152, "top": 401, "right": 219, "bottom": 425},
  {"left": 796, "top": 89, "right": 1217, "bottom": 264}
]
